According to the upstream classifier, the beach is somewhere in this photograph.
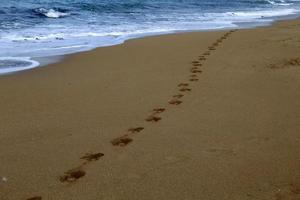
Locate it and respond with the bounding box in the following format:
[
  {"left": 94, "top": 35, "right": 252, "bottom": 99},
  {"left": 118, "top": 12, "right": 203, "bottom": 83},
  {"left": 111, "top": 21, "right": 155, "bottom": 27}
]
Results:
[{"left": 0, "top": 18, "right": 300, "bottom": 200}]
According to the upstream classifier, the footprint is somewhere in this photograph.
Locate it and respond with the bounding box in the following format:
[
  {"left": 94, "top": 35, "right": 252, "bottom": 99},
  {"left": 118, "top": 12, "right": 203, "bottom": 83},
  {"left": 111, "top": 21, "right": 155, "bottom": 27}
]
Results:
[
  {"left": 80, "top": 153, "right": 104, "bottom": 162},
  {"left": 189, "top": 78, "right": 199, "bottom": 82},
  {"left": 169, "top": 99, "right": 182, "bottom": 105},
  {"left": 26, "top": 197, "right": 42, "bottom": 200},
  {"left": 192, "top": 61, "right": 200, "bottom": 64},
  {"left": 286, "top": 58, "right": 300, "bottom": 66},
  {"left": 128, "top": 127, "right": 145, "bottom": 133},
  {"left": 273, "top": 183, "right": 300, "bottom": 200},
  {"left": 209, "top": 47, "right": 216, "bottom": 50},
  {"left": 289, "top": 183, "right": 300, "bottom": 195},
  {"left": 217, "top": 39, "right": 222, "bottom": 42},
  {"left": 203, "top": 52, "right": 210, "bottom": 56},
  {"left": 190, "top": 74, "right": 198, "bottom": 78},
  {"left": 199, "top": 57, "right": 206, "bottom": 61},
  {"left": 179, "top": 87, "right": 191, "bottom": 92},
  {"left": 193, "top": 63, "right": 202, "bottom": 66},
  {"left": 146, "top": 115, "right": 162, "bottom": 122},
  {"left": 60, "top": 168, "right": 86, "bottom": 183},
  {"left": 191, "top": 66, "right": 199, "bottom": 70},
  {"left": 152, "top": 108, "right": 166, "bottom": 114},
  {"left": 111, "top": 135, "right": 133, "bottom": 146},
  {"left": 178, "top": 83, "right": 189, "bottom": 87},
  {"left": 173, "top": 94, "right": 184, "bottom": 98},
  {"left": 191, "top": 69, "right": 202, "bottom": 74}
]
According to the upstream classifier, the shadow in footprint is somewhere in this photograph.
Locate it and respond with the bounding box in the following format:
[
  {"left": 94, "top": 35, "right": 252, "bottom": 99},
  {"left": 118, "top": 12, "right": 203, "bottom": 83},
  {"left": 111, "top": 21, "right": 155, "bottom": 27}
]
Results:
[
  {"left": 146, "top": 115, "right": 162, "bottom": 122},
  {"left": 128, "top": 127, "right": 144, "bottom": 133},
  {"left": 173, "top": 94, "right": 184, "bottom": 98},
  {"left": 192, "top": 61, "right": 200, "bottom": 64},
  {"left": 193, "top": 63, "right": 202, "bottom": 66},
  {"left": 190, "top": 78, "right": 199, "bottom": 82},
  {"left": 81, "top": 153, "right": 104, "bottom": 162},
  {"left": 190, "top": 74, "right": 198, "bottom": 78},
  {"left": 60, "top": 168, "right": 86, "bottom": 183},
  {"left": 169, "top": 99, "right": 182, "bottom": 105},
  {"left": 191, "top": 69, "right": 202, "bottom": 74},
  {"left": 27, "top": 197, "right": 42, "bottom": 200},
  {"left": 111, "top": 136, "right": 133, "bottom": 146},
  {"left": 152, "top": 108, "right": 165, "bottom": 114},
  {"left": 178, "top": 83, "right": 189, "bottom": 87},
  {"left": 179, "top": 87, "right": 191, "bottom": 92}
]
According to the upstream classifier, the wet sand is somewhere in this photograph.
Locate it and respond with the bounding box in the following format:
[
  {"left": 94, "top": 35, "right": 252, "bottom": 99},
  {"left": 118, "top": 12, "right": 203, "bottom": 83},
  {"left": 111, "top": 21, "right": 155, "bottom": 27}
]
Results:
[{"left": 0, "top": 19, "right": 300, "bottom": 200}]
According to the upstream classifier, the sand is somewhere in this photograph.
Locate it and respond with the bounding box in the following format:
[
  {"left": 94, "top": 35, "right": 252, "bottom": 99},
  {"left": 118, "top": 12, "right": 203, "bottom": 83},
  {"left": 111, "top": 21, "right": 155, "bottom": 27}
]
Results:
[{"left": 0, "top": 19, "right": 300, "bottom": 200}]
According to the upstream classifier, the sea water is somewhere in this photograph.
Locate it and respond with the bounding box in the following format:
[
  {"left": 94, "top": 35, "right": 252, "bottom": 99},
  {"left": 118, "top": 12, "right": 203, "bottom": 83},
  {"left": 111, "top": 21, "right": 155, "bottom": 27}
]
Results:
[{"left": 1, "top": 0, "right": 300, "bottom": 74}]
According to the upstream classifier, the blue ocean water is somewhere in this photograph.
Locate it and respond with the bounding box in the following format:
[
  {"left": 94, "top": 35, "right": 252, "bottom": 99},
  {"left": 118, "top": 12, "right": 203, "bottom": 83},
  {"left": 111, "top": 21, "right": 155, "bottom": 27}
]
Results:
[{"left": 1, "top": 0, "right": 300, "bottom": 74}]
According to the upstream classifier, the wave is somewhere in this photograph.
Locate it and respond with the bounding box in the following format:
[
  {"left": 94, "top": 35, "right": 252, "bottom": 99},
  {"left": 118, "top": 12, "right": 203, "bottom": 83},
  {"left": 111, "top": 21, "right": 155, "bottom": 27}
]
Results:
[
  {"left": 265, "top": 0, "right": 292, "bottom": 6},
  {"left": 0, "top": 57, "right": 39, "bottom": 74},
  {"left": 34, "top": 8, "right": 70, "bottom": 18}
]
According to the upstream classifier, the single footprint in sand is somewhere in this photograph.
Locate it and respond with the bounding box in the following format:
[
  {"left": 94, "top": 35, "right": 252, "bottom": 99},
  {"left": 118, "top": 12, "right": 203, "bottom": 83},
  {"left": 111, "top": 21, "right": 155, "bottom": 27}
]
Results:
[
  {"left": 152, "top": 108, "right": 166, "bottom": 114},
  {"left": 173, "top": 94, "right": 184, "bottom": 98},
  {"left": 80, "top": 153, "right": 104, "bottom": 162},
  {"left": 60, "top": 168, "right": 86, "bottom": 183},
  {"left": 146, "top": 115, "right": 162, "bottom": 122},
  {"left": 191, "top": 69, "right": 202, "bottom": 74},
  {"left": 209, "top": 47, "right": 216, "bottom": 50},
  {"left": 190, "top": 78, "right": 199, "bottom": 82},
  {"left": 191, "top": 66, "right": 199, "bottom": 70},
  {"left": 178, "top": 83, "right": 189, "bottom": 87},
  {"left": 27, "top": 197, "right": 42, "bottom": 200},
  {"left": 273, "top": 183, "right": 300, "bottom": 200},
  {"left": 193, "top": 63, "right": 202, "bottom": 66},
  {"left": 192, "top": 61, "right": 202, "bottom": 66},
  {"left": 199, "top": 57, "right": 206, "bottom": 61},
  {"left": 169, "top": 99, "right": 182, "bottom": 105},
  {"left": 286, "top": 58, "right": 300, "bottom": 66},
  {"left": 179, "top": 87, "right": 191, "bottom": 92},
  {"left": 203, "top": 52, "right": 210, "bottom": 56},
  {"left": 111, "top": 135, "right": 133, "bottom": 146},
  {"left": 128, "top": 127, "right": 144, "bottom": 134}
]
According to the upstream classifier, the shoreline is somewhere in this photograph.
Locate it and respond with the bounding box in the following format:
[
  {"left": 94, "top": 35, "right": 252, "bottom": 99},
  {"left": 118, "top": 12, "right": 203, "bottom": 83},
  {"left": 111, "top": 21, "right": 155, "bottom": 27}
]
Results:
[
  {"left": 1, "top": 18, "right": 300, "bottom": 200},
  {"left": 1, "top": 13, "right": 300, "bottom": 76}
]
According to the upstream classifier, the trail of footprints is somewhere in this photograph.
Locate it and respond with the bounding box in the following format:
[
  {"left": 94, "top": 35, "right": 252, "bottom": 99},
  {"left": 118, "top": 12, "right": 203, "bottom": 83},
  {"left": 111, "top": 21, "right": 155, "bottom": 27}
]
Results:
[{"left": 26, "top": 29, "right": 237, "bottom": 199}]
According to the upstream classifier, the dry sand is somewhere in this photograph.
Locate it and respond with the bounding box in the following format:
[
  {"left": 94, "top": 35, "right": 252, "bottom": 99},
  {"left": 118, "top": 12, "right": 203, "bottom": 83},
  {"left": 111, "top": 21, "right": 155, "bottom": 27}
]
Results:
[{"left": 0, "top": 19, "right": 300, "bottom": 200}]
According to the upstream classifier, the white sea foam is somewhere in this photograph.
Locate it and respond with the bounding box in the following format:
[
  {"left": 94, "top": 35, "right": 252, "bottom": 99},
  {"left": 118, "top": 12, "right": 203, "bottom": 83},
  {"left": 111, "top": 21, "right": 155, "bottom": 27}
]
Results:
[
  {"left": 0, "top": 57, "right": 39, "bottom": 74},
  {"left": 35, "top": 8, "right": 70, "bottom": 18},
  {"left": 266, "top": 0, "right": 291, "bottom": 6}
]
